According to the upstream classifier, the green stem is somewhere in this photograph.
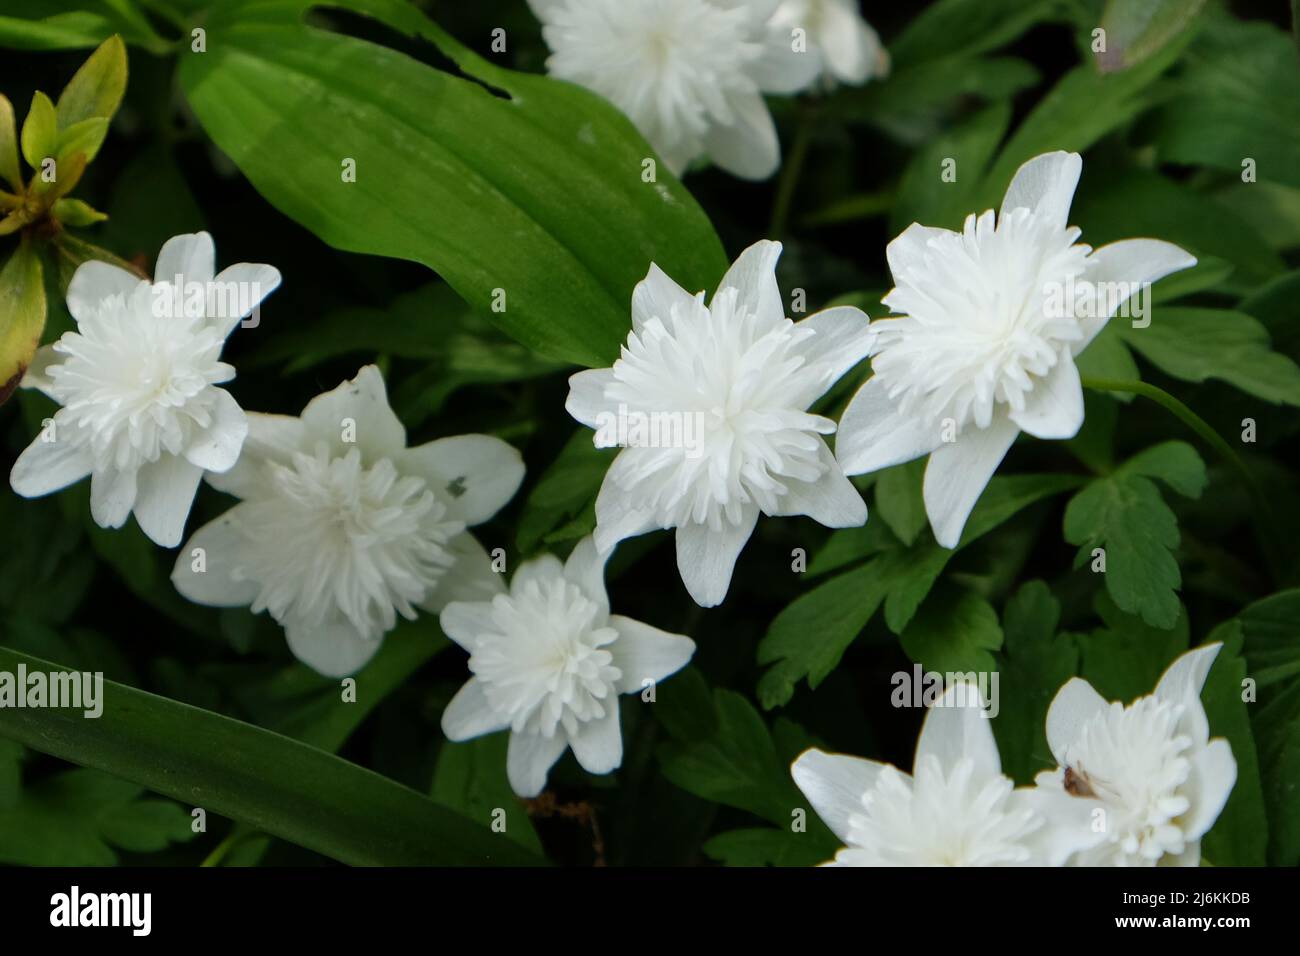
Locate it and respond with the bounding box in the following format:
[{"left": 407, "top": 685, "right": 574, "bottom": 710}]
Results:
[
  {"left": 199, "top": 829, "right": 252, "bottom": 868},
  {"left": 768, "top": 106, "right": 816, "bottom": 240}
]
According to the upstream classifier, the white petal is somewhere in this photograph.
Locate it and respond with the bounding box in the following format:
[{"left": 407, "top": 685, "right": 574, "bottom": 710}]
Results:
[
  {"left": 1009, "top": 350, "right": 1084, "bottom": 440},
  {"left": 593, "top": 450, "right": 660, "bottom": 552},
  {"left": 999, "top": 151, "right": 1082, "bottom": 232},
  {"left": 715, "top": 239, "right": 785, "bottom": 330},
  {"left": 441, "top": 678, "right": 509, "bottom": 741},
  {"left": 439, "top": 599, "right": 496, "bottom": 652},
  {"left": 791, "top": 748, "right": 884, "bottom": 845},
  {"left": 885, "top": 223, "right": 951, "bottom": 280},
  {"left": 632, "top": 262, "right": 698, "bottom": 332},
  {"left": 819, "top": 3, "right": 881, "bottom": 84},
  {"left": 922, "top": 413, "right": 1019, "bottom": 548},
  {"left": 171, "top": 507, "right": 259, "bottom": 607},
  {"left": 421, "top": 532, "right": 506, "bottom": 613},
  {"left": 301, "top": 365, "right": 405, "bottom": 460},
  {"left": 1180, "top": 739, "right": 1237, "bottom": 842},
  {"left": 207, "top": 262, "right": 282, "bottom": 338},
  {"left": 66, "top": 261, "right": 145, "bottom": 323},
  {"left": 154, "top": 231, "right": 215, "bottom": 286},
  {"left": 183, "top": 389, "right": 248, "bottom": 473},
  {"left": 609, "top": 616, "right": 695, "bottom": 693},
  {"left": 1016, "top": 787, "right": 1106, "bottom": 865},
  {"left": 1154, "top": 642, "right": 1222, "bottom": 745},
  {"left": 914, "top": 682, "right": 1001, "bottom": 777},
  {"left": 90, "top": 466, "right": 137, "bottom": 529},
  {"left": 399, "top": 434, "right": 524, "bottom": 526},
  {"left": 1044, "top": 678, "right": 1109, "bottom": 764},
  {"left": 563, "top": 535, "right": 610, "bottom": 615},
  {"left": 569, "top": 704, "right": 623, "bottom": 776},
  {"left": 525, "top": 0, "right": 564, "bottom": 21},
  {"left": 790, "top": 305, "right": 875, "bottom": 402},
  {"left": 506, "top": 730, "right": 568, "bottom": 798},
  {"left": 752, "top": 24, "right": 821, "bottom": 93},
  {"left": 1077, "top": 239, "right": 1198, "bottom": 351},
  {"left": 205, "top": 412, "right": 305, "bottom": 498},
  {"left": 18, "top": 344, "right": 61, "bottom": 399},
  {"left": 132, "top": 454, "right": 204, "bottom": 548},
  {"left": 565, "top": 368, "right": 617, "bottom": 430},
  {"left": 284, "top": 616, "right": 383, "bottom": 678},
  {"left": 835, "top": 375, "right": 943, "bottom": 475},
  {"left": 773, "top": 438, "right": 867, "bottom": 528},
  {"left": 511, "top": 553, "right": 564, "bottom": 594},
  {"left": 703, "top": 94, "right": 781, "bottom": 182},
  {"left": 9, "top": 429, "right": 93, "bottom": 497},
  {"left": 674, "top": 507, "right": 759, "bottom": 607}
]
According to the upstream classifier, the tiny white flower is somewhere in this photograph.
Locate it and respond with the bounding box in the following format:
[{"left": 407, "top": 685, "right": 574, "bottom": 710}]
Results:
[
  {"left": 440, "top": 535, "right": 695, "bottom": 797},
  {"left": 771, "top": 0, "right": 889, "bottom": 86},
  {"left": 835, "top": 151, "right": 1197, "bottom": 547},
  {"left": 171, "top": 365, "right": 525, "bottom": 678},
  {"left": 1034, "top": 643, "right": 1237, "bottom": 866},
  {"left": 567, "top": 240, "right": 874, "bottom": 607},
  {"left": 9, "top": 232, "right": 279, "bottom": 547},
  {"left": 793, "top": 683, "right": 1095, "bottom": 866},
  {"left": 527, "top": 0, "right": 819, "bottom": 180}
]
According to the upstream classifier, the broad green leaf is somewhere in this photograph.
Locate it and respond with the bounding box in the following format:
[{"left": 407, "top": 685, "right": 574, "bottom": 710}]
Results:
[
  {"left": 0, "top": 2, "right": 169, "bottom": 54},
  {"left": 431, "top": 734, "right": 542, "bottom": 854},
  {"left": 1063, "top": 442, "right": 1206, "bottom": 629},
  {"left": 1077, "top": 592, "right": 1189, "bottom": 702},
  {"left": 177, "top": 0, "right": 727, "bottom": 367},
  {"left": 991, "top": 582, "right": 1078, "bottom": 785},
  {"left": 1074, "top": 322, "right": 1139, "bottom": 394},
  {"left": 56, "top": 115, "right": 109, "bottom": 163},
  {"left": 0, "top": 240, "right": 46, "bottom": 405},
  {"left": 1238, "top": 270, "right": 1300, "bottom": 361},
  {"left": 890, "top": 0, "right": 1061, "bottom": 65},
  {"left": 0, "top": 765, "right": 195, "bottom": 866},
  {"left": 55, "top": 33, "right": 127, "bottom": 128},
  {"left": 19, "top": 90, "right": 57, "bottom": 170},
  {"left": 900, "top": 585, "right": 1003, "bottom": 675},
  {"left": 0, "top": 645, "right": 546, "bottom": 866},
  {"left": 0, "top": 94, "right": 20, "bottom": 190},
  {"left": 516, "top": 430, "right": 615, "bottom": 555},
  {"left": 1098, "top": 0, "right": 1207, "bottom": 72},
  {"left": 1119, "top": 308, "right": 1300, "bottom": 407},
  {"left": 874, "top": 459, "right": 926, "bottom": 547},
  {"left": 1253, "top": 675, "right": 1300, "bottom": 865},
  {"left": 703, "top": 827, "right": 830, "bottom": 867},
  {"left": 1239, "top": 589, "right": 1300, "bottom": 688}
]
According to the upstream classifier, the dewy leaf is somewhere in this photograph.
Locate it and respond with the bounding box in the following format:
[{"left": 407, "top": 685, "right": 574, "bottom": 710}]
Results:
[
  {"left": 177, "top": 0, "right": 727, "bottom": 367},
  {"left": 0, "top": 240, "right": 47, "bottom": 405},
  {"left": 899, "top": 585, "right": 1003, "bottom": 675},
  {"left": 0, "top": 94, "right": 20, "bottom": 190},
  {"left": 19, "top": 90, "right": 58, "bottom": 170},
  {"left": 0, "top": 645, "right": 546, "bottom": 866},
  {"left": 1097, "top": 0, "right": 1207, "bottom": 72},
  {"left": 1119, "top": 308, "right": 1300, "bottom": 407},
  {"left": 1063, "top": 442, "right": 1206, "bottom": 630},
  {"left": 55, "top": 34, "right": 127, "bottom": 129}
]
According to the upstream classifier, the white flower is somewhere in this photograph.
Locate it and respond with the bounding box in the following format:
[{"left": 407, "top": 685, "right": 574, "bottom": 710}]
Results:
[
  {"left": 1033, "top": 643, "right": 1237, "bottom": 866},
  {"left": 528, "top": 0, "right": 819, "bottom": 180},
  {"left": 9, "top": 232, "right": 278, "bottom": 547},
  {"left": 566, "top": 240, "right": 873, "bottom": 607},
  {"left": 792, "top": 683, "right": 1095, "bottom": 866},
  {"left": 439, "top": 536, "right": 695, "bottom": 797},
  {"left": 835, "top": 151, "right": 1197, "bottom": 547},
  {"left": 771, "top": 0, "right": 889, "bottom": 86},
  {"left": 171, "top": 365, "right": 525, "bottom": 678}
]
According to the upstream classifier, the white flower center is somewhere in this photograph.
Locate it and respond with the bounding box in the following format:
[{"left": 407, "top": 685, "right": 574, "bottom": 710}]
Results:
[
  {"left": 873, "top": 207, "right": 1092, "bottom": 434},
  {"left": 543, "top": 0, "right": 763, "bottom": 165},
  {"left": 1062, "top": 696, "right": 1195, "bottom": 864},
  {"left": 604, "top": 287, "right": 833, "bottom": 528},
  {"left": 469, "top": 576, "right": 622, "bottom": 738},
  {"left": 234, "top": 446, "right": 463, "bottom": 640},
  {"left": 838, "top": 756, "right": 1042, "bottom": 866},
  {"left": 46, "top": 286, "right": 234, "bottom": 471}
]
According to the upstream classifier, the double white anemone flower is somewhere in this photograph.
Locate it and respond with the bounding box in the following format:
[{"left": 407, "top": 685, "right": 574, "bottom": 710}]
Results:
[
  {"left": 1035, "top": 643, "right": 1237, "bottom": 866},
  {"left": 528, "top": 0, "right": 819, "bottom": 179},
  {"left": 9, "top": 232, "right": 279, "bottom": 547},
  {"left": 440, "top": 536, "right": 695, "bottom": 797},
  {"left": 793, "top": 683, "right": 1095, "bottom": 866},
  {"left": 835, "top": 151, "right": 1197, "bottom": 547},
  {"left": 171, "top": 365, "right": 524, "bottom": 678},
  {"left": 567, "top": 240, "right": 873, "bottom": 607},
  {"left": 772, "top": 0, "right": 889, "bottom": 86}
]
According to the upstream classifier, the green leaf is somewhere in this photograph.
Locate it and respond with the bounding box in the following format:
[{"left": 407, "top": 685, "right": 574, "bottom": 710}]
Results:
[
  {"left": 0, "top": 645, "right": 546, "bottom": 866},
  {"left": 0, "top": 3, "right": 169, "bottom": 54},
  {"left": 516, "top": 430, "right": 615, "bottom": 555},
  {"left": 0, "top": 94, "right": 20, "bottom": 191},
  {"left": 56, "top": 115, "right": 109, "bottom": 163},
  {"left": 991, "top": 582, "right": 1078, "bottom": 784},
  {"left": 703, "top": 827, "right": 830, "bottom": 867},
  {"left": 1098, "top": 0, "right": 1207, "bottom": 72},
  {"left": 0, "top": 240, "right": 46, "bottom": 405},
  {"left": 1078, "top": 592, "right": 1189, "bottom": 702},
  {"left": 52, "top": 196, "right": 108, "bottom": 226},
  {"left": 900, "top": 585, "right": 1003, "bottom": 674},
  {"left": 56, "top": 33, "right": 127, "bottom": 129},
  {"left": 890, "top": 0, "right": 1062, "bottom": 65},
  {"left": 19, "top": 90, "right": 57, "bottom": 169},
  {"left": 1239, "top": 589, "right": 1300, "bottom": 688},
  {"left": 1063, "top": 442, "right": 1207, "bottom": 629},
  {"left": 177, "top": 0, "right": 727, "bottom": 367},
  {"left": 1118, "top": 308, "right": 1300, "bottom": 407},
  {"left": 874, "top": 460, "right": 926, "bottom": 547},
  {"left": 431, "top": 734, "right": 542, "bottom": 854},
  {"left": 0, "top": 765, "right": 196, "bottom": 866}
]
